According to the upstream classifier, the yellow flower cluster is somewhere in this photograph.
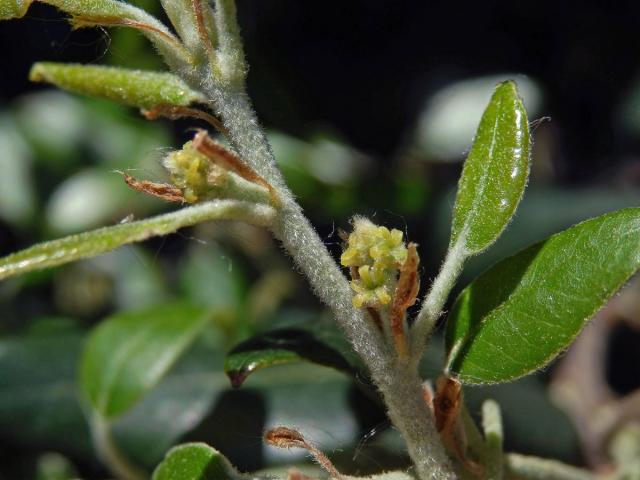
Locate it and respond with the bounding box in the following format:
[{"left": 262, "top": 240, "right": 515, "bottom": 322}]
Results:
[
  {"left": 163, "top": 141, "right": 215, "bottom": 203},
  {"left": 340, "top": 218, "right": 408, "bottom": 308}
]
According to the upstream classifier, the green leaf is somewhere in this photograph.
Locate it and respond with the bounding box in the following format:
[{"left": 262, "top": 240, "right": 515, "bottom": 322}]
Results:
[
  {"left": 30, "top": 63, "right": 205, "bottom": 110},
  {"left": 152, "top": 443, "right": 247, "bottom": 480},
  {"left": 0, "top": 0, "right": 190, "bottom": 66},
  {"left": 224, "top": 325, "right": 360, "bottom": 389},
  {"left": 35, "top": 452, "right": 78, "bottom": 480},
  {"left": 80, "top": 302, "right": 211, "bottom": 418},
  {"left": 0, "top": 333, "right": 92, "bottom": 458},
  {"left": 449, "top": 80, "right": 530, "bottom": 255},
  {"left": 445, "top": 208, "right": 640, "bottom": 384},
  {"left": 0, "top": 199, "right": 276, "bottom": 281}
]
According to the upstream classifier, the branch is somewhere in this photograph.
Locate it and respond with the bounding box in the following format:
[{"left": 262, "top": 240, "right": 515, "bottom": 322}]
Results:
[
  {"left": 192, "top": 11, "right": 456, "bottom": 478},
  {"left": 0, "top": 200, "right": 276, "bottom": 281},
  {"left": 411, "top": 238, "right": 466, "bottom": 360}
]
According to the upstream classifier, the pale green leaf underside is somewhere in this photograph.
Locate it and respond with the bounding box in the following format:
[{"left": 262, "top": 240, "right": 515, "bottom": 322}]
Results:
[
  {"left": 0, "top": 200, "right": 276, "bottom": 281},
  {"left": 450, "top": 80, "right": 530, "bottom": 254},
  {"left": 80, "top": 302, "right": 211, "bottom": 418},
  {"left": 445, "top": 207, "right": 640, "bottom": 384},
  {"left": 30, "top": 63, "right": 205, "bottom": 110}
]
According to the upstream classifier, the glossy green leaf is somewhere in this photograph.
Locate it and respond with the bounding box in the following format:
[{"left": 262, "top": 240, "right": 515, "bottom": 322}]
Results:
[
  {"left": 445, "top": 208, "right": 640, "bottom": 384},
  {"left": 224, "top": 326, "right": 360, "bottom": 389},
  {"left": 449, "top": 80, "right": 530, "bottom": 255},
  {"left": 30, "top": 63, "right": 205, "bottom": 110},
  {"left": 0, "top": 200, "right": 276, "bottom": 281},
  {"left": 80, "top": 302, "right": 211, "bottom": 418},
  {"left": 152, "top": 443, "right": 247, "bottom": 480}
]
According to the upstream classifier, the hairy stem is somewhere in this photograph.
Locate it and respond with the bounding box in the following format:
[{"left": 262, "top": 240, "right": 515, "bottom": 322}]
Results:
[
  {"left": 205, "top": 84, "right": 455, "bottom": 479},
  {"left": 482, "top": 400, "right": 504, "bottom": 480},
  {"left": 411, "top": 239, "right": 467, "bottom": 361},
  {"left": 504, "top": 454, "right": 597, "bottom": 480}
]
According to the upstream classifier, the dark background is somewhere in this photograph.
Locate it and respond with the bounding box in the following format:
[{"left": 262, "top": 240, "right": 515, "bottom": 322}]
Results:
[{"left": 2, "top": 0, "right": 640, "bottom": 181}]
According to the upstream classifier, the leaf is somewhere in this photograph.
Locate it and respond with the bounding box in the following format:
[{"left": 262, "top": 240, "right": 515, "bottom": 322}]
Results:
[
  {"left": 0, "top": 199, "right": 276, "bottom": 281},
  {"left": 436, "top": 186, "right": 640, "bottom": 284},
  {"left": 414, "top": 74, "right": 541, "bottom": 161},
  {"left": 0, "top": 333, "right": 92, "bottom": 458},
  {"left": 224, "top": 326, "right": 360, "bottom": 389},
  {"left": 0, "top": 0, "right": 190, "bottom": 66},
  {"left": 445, "top": 208, "right": 640, "bottom": 384},
  {"left": 449, "top": 80, "right": 530, "bottom": 255},
  {"left": 0, "top": 114, "right": 36, "bottom": 225},
  {"left": 111, "top": 340, "right": 228, "bottom": 469},
  {"left": 79, "top": 302, "right": 212, "bottom": 418},
  {"left": 152, "top": 443, "right": 248, "bottom": 480},
  {"left": 35, "top": 452, "right": 78, "bottom": 480},
  {"left": 30, "top": 63, "right": 205, "bottom": 110}
]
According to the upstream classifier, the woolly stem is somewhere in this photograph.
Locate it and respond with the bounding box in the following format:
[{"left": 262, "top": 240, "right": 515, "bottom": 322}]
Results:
[
  {"left": 411, "top": 238, "right": 467, "bottom": 361},
  {"left": 202, "top": 82, "right": 456, "bottom": 480},
  {"left": 504, "top": 454, "right": 597, "bottom": 480},
  {"left": 482, "top": 400, "right": 504, "bottom": 480}
]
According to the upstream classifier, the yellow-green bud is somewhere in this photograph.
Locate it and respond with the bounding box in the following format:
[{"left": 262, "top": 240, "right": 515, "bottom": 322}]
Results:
[
  {"left": 163, "top": 142, "right": 213, "bottom": 203},
  {"left": 350, "top": 264, "right": 392, "bottom": 308},
  {"left": 340, "top": 218, "right": 408, "bottom": 269},
  {"left": 341, "top": 217, "right": 410, "bottom": 309}
]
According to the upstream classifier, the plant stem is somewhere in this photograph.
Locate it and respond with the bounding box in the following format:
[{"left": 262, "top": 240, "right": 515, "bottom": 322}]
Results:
[
  {"left": 504, "top": 454, "right": 597, "bottom": 480},
  {"left": 411, "top": 239, "right": 467, "bottom": 360},
  {"left": 91, "top": 415, "right": 147, "bottom": 480},
  {"left": 207, "top": 84, "right": 456, "bottom": 480},
  {"left": 482, "top": 400, "right": 504, "bottom": 480}
]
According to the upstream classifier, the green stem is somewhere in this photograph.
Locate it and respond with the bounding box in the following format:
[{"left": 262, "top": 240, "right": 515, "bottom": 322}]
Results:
[
  {"left": 411, "top": 238, "right": 467, "bottom": 361},
  {"left": 482, "top": 400, "right": 504, "bottom": 480},
  {"left": 0, "top": 200, "right": 275, "bottom": 281},
  {"left": 91, "top": 415, "right": 147, "bottom": 480}
]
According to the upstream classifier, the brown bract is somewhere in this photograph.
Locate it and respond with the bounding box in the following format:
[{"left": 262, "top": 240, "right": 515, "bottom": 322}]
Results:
[
  {"left": 389, "top": 242, "right": 420, "bottom": 357},
  {"left": 264, "top": 427, "right": 343, "bottom": 480},
  {"left": 433, "top": 376, "right": 483, "bottom": 476},
  {"left": 123, "top": 173, "right": 185, "bottom": 202},
  {"left": 192, "top": 130, "right": 278, "bottom": 205},
  {"left": 264, "top": 426, "right": 307, "bottom": 449},
  {"left": 142, "top": 105, "right": 228, "bottom": 136}
]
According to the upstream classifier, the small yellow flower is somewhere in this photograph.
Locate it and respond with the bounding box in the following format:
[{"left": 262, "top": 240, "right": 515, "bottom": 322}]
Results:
[
  {"left": 369, "top": 227, "right": 407, "bottom": 268},
  {"left": 163, "top": 142, "right": 213, "bottom": 203},
  {"left": 340, "top": 219, "right": 408, "bottom": 269},
  {"left": 340, "top": 218, "right": 379, "bottom": 267},
  {"left": 350, "top": 264, "right": 391, "bottom": 308}
]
